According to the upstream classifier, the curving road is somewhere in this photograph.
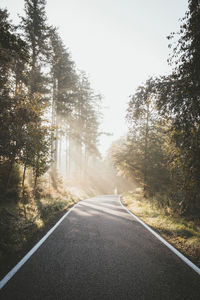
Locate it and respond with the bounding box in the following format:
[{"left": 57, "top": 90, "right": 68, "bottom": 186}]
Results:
[{"left": 0, "top": 195, "right": 200, "bottom": 299}]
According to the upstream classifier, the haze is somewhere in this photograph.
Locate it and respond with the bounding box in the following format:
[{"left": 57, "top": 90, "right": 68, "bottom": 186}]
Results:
[{"left": 1, "top": 0, "right": 188, "bottom": 155}]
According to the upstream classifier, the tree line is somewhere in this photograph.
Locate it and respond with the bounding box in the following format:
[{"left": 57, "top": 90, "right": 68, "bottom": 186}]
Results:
[
  {"left": 0, "top": 0, "right": 101, "bottom": 202},
  {"left": 112, "top": 0, "right": 200, "bottom": 215}
]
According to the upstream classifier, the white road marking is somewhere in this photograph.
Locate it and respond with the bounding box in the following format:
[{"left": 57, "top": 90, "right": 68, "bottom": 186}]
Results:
[
  {"left": 118, "top": 195, "right": 200, "bottom": 276},
  {"left": 1, "top": 194, "right": 199, "bottom": 291},
  {"left": 0, "top": 201, "right": 81, "bottom": 289}
]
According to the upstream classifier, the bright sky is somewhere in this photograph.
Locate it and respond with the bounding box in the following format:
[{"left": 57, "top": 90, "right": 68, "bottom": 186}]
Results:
[{"left": 1, "top": 0, "right": 188, "bottom": 155}]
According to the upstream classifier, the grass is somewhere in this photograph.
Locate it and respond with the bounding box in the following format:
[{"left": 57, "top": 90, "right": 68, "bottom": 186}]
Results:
[
  {"left": 0, "top": 186, "right": 79, "bottom": 280},
  {"left": 122, "top": 190, "right": 200, "bottom": 268}
]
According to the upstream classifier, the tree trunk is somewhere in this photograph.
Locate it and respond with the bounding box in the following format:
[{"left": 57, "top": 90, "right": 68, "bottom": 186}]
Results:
[
  {"left": 22, "top": 162, "right": 27, "bottom": 218},
  {"left": 33, "top": 172, "right": 38, "bottom": 200},
  {"left": 33, "top": 154, "right": 39, "bottom": 200},
  {"left": 5, "top": 158, "right": 14, "bottom": 195},
  {"left": 84, "top": 145, "right": 88, "bottom": 178},
  {"left": 51, "top": 78, "right": 57, "bottom": 189},
  {"left": 68, "top": 134, "right": 71, "bottom": 178},
  {"left": 66, "top": 133, "right": 68, "bottom": 177},
  {"left": 22, "top": 163, "right": 27, "bottom": 198},
  {"left": 53, "top": 119, "right": 58, "bottom": 186},
  {"left": 59, "top": 137, "right": 62, "bottom": 170},
  {"left": 144, "top": 101, "right": 150, "bottom": 195}
]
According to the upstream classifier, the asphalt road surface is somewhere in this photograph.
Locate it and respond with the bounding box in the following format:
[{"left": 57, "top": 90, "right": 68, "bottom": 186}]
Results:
[{"left": 1, "top": 195, "right": 200, "bottom": 300}]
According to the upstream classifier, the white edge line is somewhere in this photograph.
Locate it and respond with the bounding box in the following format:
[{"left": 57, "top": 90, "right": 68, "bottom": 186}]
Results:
[
  {"left": 0, "top": 201, "right": 81, "bottom": 290},
  {"left": 118, "top": 195, "right": 200, "bottom": 276}
]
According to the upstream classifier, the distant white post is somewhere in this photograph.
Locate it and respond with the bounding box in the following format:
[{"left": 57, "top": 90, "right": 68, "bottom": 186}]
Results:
[{"left": 114, "top": 187, "right": 118, "bottom": 195}]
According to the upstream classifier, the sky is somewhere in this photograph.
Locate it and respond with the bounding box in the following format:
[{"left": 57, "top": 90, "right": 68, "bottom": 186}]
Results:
[{"left": 1, "top": 0, "right": 188, "bottom": 155}]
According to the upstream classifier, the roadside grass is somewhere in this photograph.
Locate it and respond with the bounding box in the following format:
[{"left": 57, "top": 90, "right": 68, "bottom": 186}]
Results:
[
  {"left": 0, "top": 186, "right": 79, "bottom": 280},
  {"left": 122, "top": 190, "right": 200, "bottom": 268}
]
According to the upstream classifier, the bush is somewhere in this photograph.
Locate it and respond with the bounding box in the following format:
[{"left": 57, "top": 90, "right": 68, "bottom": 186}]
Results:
[{"left": 0, "top": 161, "right": 21, "bottom": 203}]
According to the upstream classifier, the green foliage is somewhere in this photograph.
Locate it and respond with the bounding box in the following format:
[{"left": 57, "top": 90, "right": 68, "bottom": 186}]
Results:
[
  {"left": 21, "top": 0, "right": 50, "bottom": 64},
  {"left": 112, "top": 1, "right": 200, "bottom": 216},
  {"left": 0, "top": 162, "right": 21, "bottom": 202},
  {"left": 155, "top": 0, "right": 200, "bottom": 213},
  {"left": 0, "top": 9, "right": 29, "bottom": 164},
  {"left": 112, "top": 79, "right": 171, "bottom": 199},
  {"left": 0, "top": 1, "right": 101, "bottom": 202},
  {"left": 0, "top": 8, "right": 28, "bottom": 90},
  {"left": 71, "top": 72, "right": 101, "bottom": 158}
]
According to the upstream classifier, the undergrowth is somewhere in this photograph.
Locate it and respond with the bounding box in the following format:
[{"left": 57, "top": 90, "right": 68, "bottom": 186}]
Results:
[
  {"left": 0, "top": 181, "right": 79, "bottom": 279},
  {"left": 123, "top": 190, "right": 200, "bottom": 268}
]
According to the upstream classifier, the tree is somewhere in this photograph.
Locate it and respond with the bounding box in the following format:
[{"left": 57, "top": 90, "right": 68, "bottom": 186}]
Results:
[
  {"left": 156, "top": 0, "right": 200, "bottom": 213},
  {"left": 112, "top": 78, "right": 171, "bottom": 201},
  {"left": 49, "top": 28, "right": 76, "bottom": 186},
  {"left": 67, "top": 72, "right": 101, "bottom": 178},
  {"left": 0, "top": 8, "right": 31, "bottom": 195},
  {"left": 127, "top": 79, "right": 168, "bottom": 193},
  {"left": 21, "top": 0, "right": 50, "bottom": 94},
  {"left": 19, "top": 0, "right": 52, "bottom": 196},
  {"left": 0, "top": 2, "right": 102, "bottom": 203}
]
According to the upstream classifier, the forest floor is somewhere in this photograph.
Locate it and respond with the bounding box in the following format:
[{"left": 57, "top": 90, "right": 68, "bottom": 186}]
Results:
[
  {"left": 122, "top": 190, "right": 200, "bottom": 268},
  {"left": 0, "top": 186, "right": 82, "bottom": 280}
]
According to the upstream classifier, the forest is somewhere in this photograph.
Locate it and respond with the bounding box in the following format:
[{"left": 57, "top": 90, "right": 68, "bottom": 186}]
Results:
[
  {"left": 0, "top": 0, "right": 200, "bottom": 279},
  {"left": 0, "top": 1, "right": 135, "bottom": 277},
  {"left": 0, "top": 0, "right": 112, "bottom": 277},
  {"left": 112, "top": 0, "right": 200, "bottom": 217},
  {"left": 0, "top": 0, "right": 104, "bottom": 202}
]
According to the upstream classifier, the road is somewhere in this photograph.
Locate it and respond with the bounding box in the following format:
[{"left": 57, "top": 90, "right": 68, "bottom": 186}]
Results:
[{"left": 0, "top": 195, "right": 200, "bottom": 299}]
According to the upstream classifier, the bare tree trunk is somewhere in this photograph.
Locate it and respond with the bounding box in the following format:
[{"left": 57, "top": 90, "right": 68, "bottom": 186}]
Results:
[
  {"left": 54, "top": 118, "right": 58, "bottom": 180},
  {"left": 144, "top": 101, "right": 150, "bottom": 195},
  {"left": 5, "top": 158, "right": 14, "bottom": 195},
  {"left": 59, "top": 137, "right": 62, "bottom": 170},
  {"left": 51, "top": 78, "right": 57, "bottom": 189},
  {"left": 33, "top": 155, "right": 39, "bottom": 200},
  {"left": 68, "top": 134, "right": 71, "bottom": 178},
  {"left": 22, "top": 162, "right": 27, "bottom": 218},
  {"left": 33, "top": 172, "right": 38, "bottom": 201},
  {"left": 33, "top": 170, "right": 42, "bottom": 216},
  {"left": 77, "top": 141, "right": 82, "bottom": 178},
  {"left": 66, "top": 133, "right": 68, "bottom": 177},
  {"left": 84, "top": 145, "right": 88, "bottom": 178},
  {"left": 22, "top": 163, "right": 27, "bottom": 198}
]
